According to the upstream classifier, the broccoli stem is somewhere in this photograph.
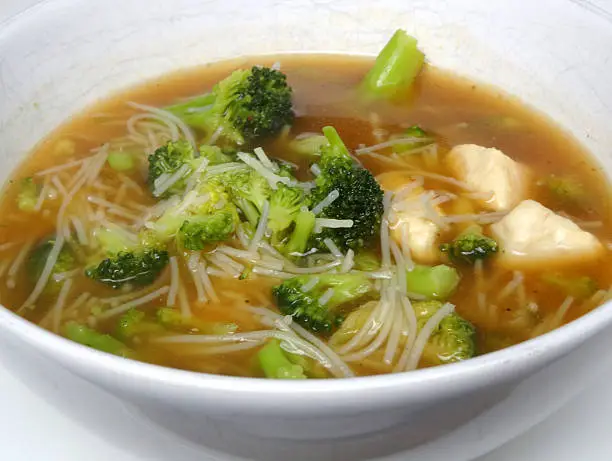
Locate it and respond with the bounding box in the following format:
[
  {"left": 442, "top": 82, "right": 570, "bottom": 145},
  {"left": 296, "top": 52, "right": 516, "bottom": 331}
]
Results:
[
  {"left": 322, "top": 126, "right": 350, "bottom": 157},
  {"left": 107, "top": 152, "right": 135, "bottom": 171},
  {"left": 361, "top": 29, "right": 425, "bottom": 100},
  {"left": 284, "top": 210, "right": 315, "bottom": 256},
  {"left": 64, "top": 322, "right": 134, "bottom": 358},
  {"left": 258, "top": 339, "right": 307, "bottom": 379},
  {"left": 165, "top": 93, "right": 216, "bottom": 127},
  {"left": 405, "top": 264, "right": 460, "bottom": 300}
]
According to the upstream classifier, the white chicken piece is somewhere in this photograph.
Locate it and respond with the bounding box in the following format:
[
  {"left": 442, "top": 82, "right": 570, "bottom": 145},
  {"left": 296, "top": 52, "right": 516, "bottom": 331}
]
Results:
[
  {"left": 491, "top": 200, "right": 603, "bottom": 268},
  {"left": 377, "top": 172, "right": 443, "bottom": 264},
  {"left": 446, "top": 144, "right": 529, "bottom": 211}
]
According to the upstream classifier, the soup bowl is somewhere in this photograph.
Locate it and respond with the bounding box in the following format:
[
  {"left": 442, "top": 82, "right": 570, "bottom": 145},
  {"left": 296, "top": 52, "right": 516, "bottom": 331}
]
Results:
[{"left": 1, "top": 0, "right": 612, "bottom": 460}]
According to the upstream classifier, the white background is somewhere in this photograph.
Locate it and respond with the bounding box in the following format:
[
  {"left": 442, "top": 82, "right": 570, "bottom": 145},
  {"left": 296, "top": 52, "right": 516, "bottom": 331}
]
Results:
[{"left": 1, "top": 1, "right": 611, "bottom": 460}]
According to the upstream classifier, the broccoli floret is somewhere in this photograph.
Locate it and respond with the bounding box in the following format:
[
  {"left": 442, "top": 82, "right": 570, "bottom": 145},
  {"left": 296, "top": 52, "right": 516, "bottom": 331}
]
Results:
[
  {"left": 16, "top": 177, "right": 40, "bottom": 212},
  {"left": 199, "top": 145, "right": 235, "bottom": 165},
  {"left": 258, "top": 339, "right": 307, "bottom": 379},
  {"left": 177, "top": 209, "right": 236, "bottom": 250},
  {"left": 413, "top": 300, "right": 476, "bottom": 365},
  {"left": 440, "top": 227, "right": 498, "bottom": 264},
  {"left": 85, "top": 249, "right": 169, "bottom": 289},
  {"left": 166, "top": 66, "right": 294, "bottom": 146},
  {"left": 353, "top": 250, "right": 381, "bottom": 271},
  {"left": 64, "top": 321, "right": 135, "bottom": 358},
  {"left": 147, "top": 140, "right": 202, "bottom": 197},
  {"left": 360, "top": 29, "right": 425, "bottom": 100},
  {"left": 405, "top": 264, "right": 460, "bottom": 300},
  {"left": 272, "top": 273, "right": 373, "bottom": 333},
  {"left": 541, "top": 272, "right": 598, "bottom": 300},
  {"left": 309, "top": 126, "right": 384, "bottom": 251},
  {"left": 267, "top": 184, "right": 304, "bottom": 244},
  {"left": 27, "top": 237, "right": 76, "bottom": 295},
  {"left": 115, "top": 309, "right": 164, "bottom": 340}
]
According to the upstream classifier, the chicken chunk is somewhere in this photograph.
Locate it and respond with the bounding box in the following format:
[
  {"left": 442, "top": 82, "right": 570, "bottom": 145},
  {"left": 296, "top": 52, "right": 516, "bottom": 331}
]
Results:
[
  {"left": 491, "top": 200, "right": 603, "bottom": 268},
  {"left": 446, "top": 144, "right": 529, "bottom": 211},
  {"left": 377, "top": 172, "right": 443, "bottom": 263}
]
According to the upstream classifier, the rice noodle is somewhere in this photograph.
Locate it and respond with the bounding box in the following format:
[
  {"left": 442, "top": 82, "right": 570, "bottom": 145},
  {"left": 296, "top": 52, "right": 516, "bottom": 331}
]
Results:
[
  {"left": 127, "top": 102, "right": 196, "bottom": 150},
  {"left": 394, "top": 296, "right": 419, "bottom": 371},
  {"left": 383, "top": 302, "right": 404, "bottom": 365},
  {"left": 311, "top": 190, "right": 339, "bottom": 215},
  {"left": 497, "top": 271, "right": 524, "bottom": 301},
  {"left": 552, "top": 296, "right": 574, "bottom": 327},
  {"left": 177, "top": 284, "right": 192, "bottom": 318},
  {"left": 404, "top": 303, "right": 455, "bottom": 371},
  {"left": 253, "top": 147, "right": 279, "bottom": 172},
  {"left": 251, "top": 267, "right": 294, "bottom": 279},
  {"left": 318, "top": 288, "right": 335, "bottom": 306},
  {"left": 340, "top": 249, "right": 355, "bottom": 273},
  {"left": 51, "top": 176, "right": 68, "bottom": 197},
  {"left": 400, "top": 226, "right": 415, "bottom": 271},
  {"left": 310, "top": 164, "right": 321, "bottom": 176},
  {"left": 381, "top": 192, "right": 393, "bottom": 268},
  {"left": 237, "top": 152, "right": 292, "bottom": 190},
  {"left": 35, "top": 157, "right": 87, "bottom": 176},
  {"left": 51, "top": 278, "right": 73, "bottom": 333},
  {"left": 97, "top": 286, "right": 170, "bottom": 320},
  {"left": 70, "top": 216, "right": 89, "bottom": 245},
  {"left": 441, "top": 211, "right": 508, "bottom": 224},
  {"left": 323, "top": 238, "right": 343, "bottom": 258},
  {"left": 249, "top": 200, "right": 270, "bottom": 252},
  {"left": 33, "top": 176, "right": 51, "bottom": 211},
  {"left": 167, "top": 256, "right": 179, "bottom": 306},
  {"left": 198, "top": 262, "right": 219, "bottom": 302},
  {"left": 315, "top": 218, "right": 354, "bottom": 232},
  {"left": 153, "top": 163, "right": 192, "bottom": 197},
  {"left": 7, "top": 239, "right": 34, "bottom": 279}
]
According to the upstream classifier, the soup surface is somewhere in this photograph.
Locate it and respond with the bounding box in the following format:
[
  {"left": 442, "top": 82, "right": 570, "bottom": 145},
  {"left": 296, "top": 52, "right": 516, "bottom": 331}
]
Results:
[{"left": 1, "top": 53, "right": 611, "bottom": 379}]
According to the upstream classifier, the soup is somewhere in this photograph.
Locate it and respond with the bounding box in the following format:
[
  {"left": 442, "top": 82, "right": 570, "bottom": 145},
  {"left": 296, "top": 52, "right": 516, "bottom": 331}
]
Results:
[{"left": 1, "top": 31, "right": 610, "bottom": 379}]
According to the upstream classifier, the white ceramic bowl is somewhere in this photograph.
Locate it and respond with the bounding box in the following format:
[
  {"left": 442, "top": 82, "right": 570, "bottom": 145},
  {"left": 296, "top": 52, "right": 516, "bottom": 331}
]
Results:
[{"left": 1, "top": 1, "right": 612, "bottom": 460}]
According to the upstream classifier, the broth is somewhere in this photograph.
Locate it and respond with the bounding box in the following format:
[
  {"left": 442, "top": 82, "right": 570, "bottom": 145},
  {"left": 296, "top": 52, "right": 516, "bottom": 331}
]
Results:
[{"left": 1, "top": 54, "right": 610, "bottom": 378}]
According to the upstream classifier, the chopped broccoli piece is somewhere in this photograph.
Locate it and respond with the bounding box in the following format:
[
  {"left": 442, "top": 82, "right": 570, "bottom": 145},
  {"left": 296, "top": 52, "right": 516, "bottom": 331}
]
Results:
[
  {"left": 267, "top": 184, "right": 304, "bottom": 244},
  {"left": 329, "top": 301, "right": 378, "bottom": 348},
  {"left": 107, "top": 151, "right": 135, "bottom": 171},
  {"left": 353, "top": 250, "right": 381, "bottom": 271},
  {"left": 405, "top": 264, "right": 460, "bottom": 300},
  {"left": 440, "top": 227, "right": 498, "bottom": 264},
  {"left": 541, "top": 174, "right": 586, "bottom": 207},
  {"left": 147, "top": 140, "right": 202, "bottom": 197},
  {"left": 258, "top": 339, "right": 307, "bottom": 379},
  {"left": 85, "top": 249, "right": 169, "bottom": 289},
  {"left": 26, "top": 237, "right": 76, "bottom": 295},
  {"left": 115, "top": 309, "right": 164, "bottom": 340},
  {"left": 177, "top": 209, "right": 236, "bottom": 250},
  {"left": 309, "top": 126, "right": 384, "bottom": 251},
  {"left": 541, "top": 272, "right": 598, "bottom": 300},
  {"left": 156, "top": 308, "right": 237, "bottom": 334},
  {"left": 64, "top": 321, "right": 134, "bottom": 358},
  {"left": 92, "top": 224, "right": 135, "bottom": 256},
  {"left": 283, "top": 209, "right": 316, "bottom": 256},
  {"left": 413, "top": 300, "right": 476, "bottom": 365},
  {"left": 166, "top": 66, "right": 294, "bottom": 146},
  {"left": 288, "top": 134, "right": 327, "bottom": 157},
  {"left": 199, "top": 145, "right": 235, "bottom": 165},
  {"left": 272, "top": 273, "right": 373, "bottom": 333},
  {"left": 361, "top": 29, "right": 425, "bottom": 100},
  {"left": 17, "top": 177, "right": 39, "bottom": 212},
  {"left": 391, "top": 125, "right": 434, "bottom": 154}
]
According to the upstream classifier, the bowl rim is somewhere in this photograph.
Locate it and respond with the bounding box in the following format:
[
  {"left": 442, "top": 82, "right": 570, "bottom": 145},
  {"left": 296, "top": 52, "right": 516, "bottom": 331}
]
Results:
[{"left": 1, "top": 0, "right": 612, "bottom": 408}]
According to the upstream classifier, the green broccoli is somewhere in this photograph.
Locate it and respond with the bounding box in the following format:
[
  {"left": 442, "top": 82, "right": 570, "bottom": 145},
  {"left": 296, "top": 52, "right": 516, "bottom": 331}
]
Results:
[
  {"left": 360, "top": 29, "right": 425, "bottom": 100},
  {"left": 258, "top": 339, "right": 307, "bottom": 379},
  {"left": 413, "top": 300, "right": 476, "bottom": 365},
  {"left": 390, "top": 125, "right": 434, "bottom": 154},
  {"left": 156, "top": 308, "right": 237, "bottom": 334},
  {"left": 541, "top": 272, "right": 598, "bottom": 300},
  {"left": 166, "top": 66, "right": 294, "bottom": 146},
  {"left": 107, "top": 151, "right": 135, "bottom": 171},
  {"left": 64, "top": 321, "right": 135, "bottom": 358},
  {"left": 353, "top": 250, "right": 381, "bottom": 271},
  {"left": 27, "top": 237, "right": 76, "bottom": 295},
  {"left": 115, "top": 309, "right": 164, "bottom": 340},
  {"left": 541, "top": 174, "right": 586, "bottom": 207},
  {"left": 147, "top": 140, "right": 203, "bottom": 197},
  {"left": 16, "top": 177, "right": 40, "bottom": 212},
  {"left": 272, "top": 273, "right": 373, "bottom": 334},
  {"left": 282, "top": 209, "right": 316, "bottom": 256},
  {"left": 288, "top": 134, "right": 327, "bottom": 157},
  {"left": 267, "top": 184, "right": 304, "bottom": 245},
  {"left": 440, "top": 227, "right": 498, "bottom": 264},
  {"left": 85, "top": 249, "right": 169, "bottom": 289},
  {"left": 405, "top": 264, "right": 460, "bottom": 300},
  {"left": 177, "top": 209, "right": 236, "bottom": 250},
  {"left": 309, "top": 126, "right": 384, "bottom": 251},
  {"left": 199, "top": 145, "right": 235, "bottom": 165}
]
